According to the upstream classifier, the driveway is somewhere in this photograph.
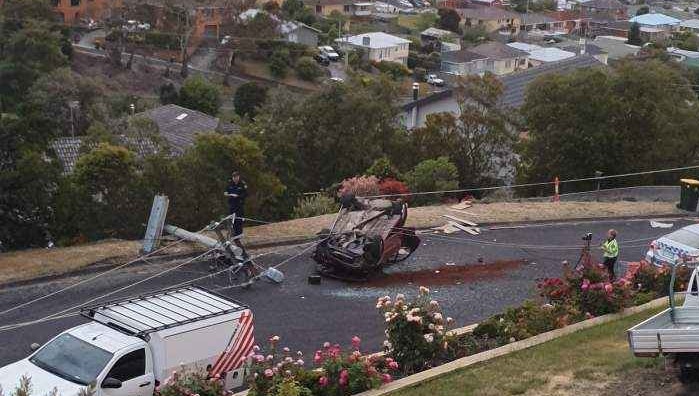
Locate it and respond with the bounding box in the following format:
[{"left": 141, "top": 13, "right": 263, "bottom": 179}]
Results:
[
  {"left": 0, "top": 217, "right": 691, "bottom": 365},
  {"left": 327, "top": 60, "right": 348, "bottom": 80}
]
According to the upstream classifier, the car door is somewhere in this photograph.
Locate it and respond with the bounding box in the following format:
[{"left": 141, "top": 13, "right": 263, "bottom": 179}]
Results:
[{"left": 101, "top": 348, "right": 154, "bottom": 396}]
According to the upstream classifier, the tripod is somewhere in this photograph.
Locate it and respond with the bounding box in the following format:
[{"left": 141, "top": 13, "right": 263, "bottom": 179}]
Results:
[{"left": 575, "top": 236, "right": 593, "bottom": 270}]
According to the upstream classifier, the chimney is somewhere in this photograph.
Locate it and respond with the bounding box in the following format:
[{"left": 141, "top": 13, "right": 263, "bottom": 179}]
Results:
[
  {"left": 412, "top": 82, "right": 419, "bottom": 101},
  {"left": 362, "top": 36, "right": 370, "bottom": 46}
]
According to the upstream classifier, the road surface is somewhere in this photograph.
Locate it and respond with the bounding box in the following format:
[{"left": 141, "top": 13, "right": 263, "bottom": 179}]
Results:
[{"left": 0, "top": 217, "right": 692, "bottom": 365}]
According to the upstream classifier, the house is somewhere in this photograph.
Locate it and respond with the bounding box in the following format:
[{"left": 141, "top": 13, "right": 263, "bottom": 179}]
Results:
[
  {"left": 592, "top": 35, "right": 640, "bottom": 59},
  {"left": 680, "top": 19, "right": 699, "bottom": 34},
  {"left": 50, "top": 136, "right": 158, "bottom": 175},
  {"left": 591, "top": 20, "right": 630, "bottom": 37},
  {"left": 441, "top": 41, "right": 529, "bottom": 76},
  {"left": 335, "top": 32, "right": 411, "bottom": 65},
  {"left": 402, "top": 55, "right": 604, "bottom": 129},
  {"left": 281, "top": 21, "right": 322, "bottom": 47},
  {"left": 141, "top": 104, "right": 239, "bottom": 154},
  {"left": 578, "top": 0, "right": 626, "bottom": 20},
  {"left": 628, "top": 12, "right": 680, "bottom": 30},
  {"left": 506, "top": 42, "right": 576, "bottom": 66},
  {"left": 518, "top": 12, "right": 560, "bottom": 33},
  {"left": 456, "top": 6, "right": 522, "bottom": 33},
  {"left": 420, "top": 27, "right": 461, "bottom": 52},
  {"left": 304, "top": 0, "right": 373, "bottom": 16},
  {"left": 561, "top": 42, "right": 608, "bottom": 64},
  {"left": 46, "top": 0, "right": 120, "bottom": 25}
]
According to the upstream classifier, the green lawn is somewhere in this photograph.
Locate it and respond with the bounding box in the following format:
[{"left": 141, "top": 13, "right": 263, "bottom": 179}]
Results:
[{"left": 393, "top": 307, "right": 666, "bottom": 396}]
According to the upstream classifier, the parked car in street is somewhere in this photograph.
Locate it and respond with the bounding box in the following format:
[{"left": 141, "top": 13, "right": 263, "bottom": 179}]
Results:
[
  {"left": 426, "top": 74, "right": 444, "bottom": 87},
  {"left": 318, "top": 46, "right": 340, "bottom": 61},
  {"left": 0, "top": 287, "right": 253, "bottom": 395},
  {"left": 314, "top": 52, "right": 331, "bottom": 66},
  {"left": 646, "top": 224, "right": 699, "bottom": 267}
]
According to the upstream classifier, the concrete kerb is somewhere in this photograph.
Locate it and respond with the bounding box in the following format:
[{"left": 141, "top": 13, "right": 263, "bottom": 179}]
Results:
[{"left": 232, "top": 297, "right": 668, "bottom": 396}]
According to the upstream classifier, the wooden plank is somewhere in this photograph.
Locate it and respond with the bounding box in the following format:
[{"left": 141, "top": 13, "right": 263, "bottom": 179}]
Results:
[
  {"left": 448, "top": 208, "right": 479, "bottom": 217},
  {"left": 449, "top": 222, "right": 479, "bottom": 235},
  {"left": 442, "top": 214, "right": 478, "bottom": 227}
]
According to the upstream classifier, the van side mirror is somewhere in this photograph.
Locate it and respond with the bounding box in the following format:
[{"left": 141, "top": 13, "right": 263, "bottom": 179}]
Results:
[{"left": 101, "top": 378, "right": 122, "bottom": 389}]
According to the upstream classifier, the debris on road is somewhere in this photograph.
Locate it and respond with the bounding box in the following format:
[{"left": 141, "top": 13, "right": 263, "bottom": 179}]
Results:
[
  {"left": 451, "top": 200, "right": 472, "bottom": 210},
  {"left": 650, "top": 220, "right": 674, "bottom": 228},
  {"left": 442, "top": 214, "right": 478, "bottom": 227}
]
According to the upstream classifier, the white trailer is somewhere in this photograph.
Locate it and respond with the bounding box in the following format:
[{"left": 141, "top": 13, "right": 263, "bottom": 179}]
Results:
[
  {"left": 628, "top": 263, "right": 699, "bottom": 382},
  {"left": 0, "top": 287, "right": 253, "bottom": 396}
]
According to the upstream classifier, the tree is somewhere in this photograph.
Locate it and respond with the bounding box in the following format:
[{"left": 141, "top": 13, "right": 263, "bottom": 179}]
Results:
[
  {"left": 0, "top": 20, "right": 69, "bottom": 111},
  {"left": 437, "top": 8, "right": 461, "bottom": 34},
  {"left": 20, "top": 68, "right": 108, "bottom": 142},
  {"left": 143, "top": 133, "right": 285, "bottom": 227},
  {"left": 411, "top": 74, "right": 518, "bottom": 187},
  {"left": 295, "top": 56, "right": 324, "bottom": 81},
  {"left": 234, "top": 82, "right": 269, "bottom": 119},
  {"left": 55, "top": 143, "right": 147, "bottom": 242},
  {"left": 519, "top": 60, "right": 699, "bottom": 187},
  {"left": 0, "top": 117, "right": 60, "bottom": 249},
  {"left": 636, "top": 5, "right": 650, "bottom": 15},
  {"left": 628, "top": 22, "right": 642, "bottom": 45},
  {"left": 245, "top": 76, "right": 410, "bottom": 194},
  {"left": 269, "top": 49, "right": 290, "bottom": 78},
  {"left": 159, "top": 82, "right": 179, "bottom": 105},
  {"left": 177, "top": 75, "right": 222, "bottom": 116},
  {"left": 375, "top": 61, "right": 411, "bottom": 80}
]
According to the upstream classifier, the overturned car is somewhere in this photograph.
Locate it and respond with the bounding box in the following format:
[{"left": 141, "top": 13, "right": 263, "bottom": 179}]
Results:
[{"left": 313, "top": 196, "right": 420, "bottom": 280}]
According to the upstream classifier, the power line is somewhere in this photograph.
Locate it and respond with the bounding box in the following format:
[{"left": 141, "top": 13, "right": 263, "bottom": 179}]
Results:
[{"left": 361, "top": 164, "right": 699, "bottom": 199}]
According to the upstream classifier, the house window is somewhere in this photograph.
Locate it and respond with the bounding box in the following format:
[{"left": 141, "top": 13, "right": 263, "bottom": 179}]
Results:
[
  {"left": 343, "top": 4, "right": 351, "bottom": 12},
  {"left": 70, "top": 0, "right": 79, "bottom": 6},
  {"left": 315, "top": 5, "right": 322, "bottom": 13},
  {"left": 52, "top": 0, "right": 60, "bottom": 6},
  {"left": 505, "top": 60, "right": 512, "bottom": 67}
]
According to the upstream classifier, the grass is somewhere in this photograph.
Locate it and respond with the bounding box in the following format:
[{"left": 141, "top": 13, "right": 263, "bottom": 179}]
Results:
[
  {"left": 0, "top": 201, "right": 681, "bottom": 285},
  {"left": 393, "top": 307, "right": 667, "bottom": 396}
]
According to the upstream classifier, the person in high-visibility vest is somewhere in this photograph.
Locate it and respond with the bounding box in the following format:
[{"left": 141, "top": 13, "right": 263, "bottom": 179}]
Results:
[{"left": 601, "top": 229, "right": 619, "bottom": 280}]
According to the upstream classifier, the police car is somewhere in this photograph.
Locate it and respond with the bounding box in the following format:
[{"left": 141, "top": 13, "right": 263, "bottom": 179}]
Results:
[{"left": 646, "top": 224, "right": 699, "bottom": 266}]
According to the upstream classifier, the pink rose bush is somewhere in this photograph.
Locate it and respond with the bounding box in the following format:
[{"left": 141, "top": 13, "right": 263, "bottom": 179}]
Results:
[
  {"left": 377, "top": 287, "right": 455, "bottom": 374},
  {"left": 157, "top": 368, "right": 224, "bottom": 396},
  {"left": 247, "top": 336, "right": 398, "bottom": 396}
]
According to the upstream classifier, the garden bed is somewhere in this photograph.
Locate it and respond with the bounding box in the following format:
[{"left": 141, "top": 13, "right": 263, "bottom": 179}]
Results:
[{"left": 223, "top": 260, "right": 686, "bottom": 396}]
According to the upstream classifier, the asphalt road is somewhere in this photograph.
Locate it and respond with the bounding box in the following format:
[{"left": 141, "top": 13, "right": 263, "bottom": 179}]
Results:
[{"left": 0, "top": 217, "right": 693, "bottom": 365}]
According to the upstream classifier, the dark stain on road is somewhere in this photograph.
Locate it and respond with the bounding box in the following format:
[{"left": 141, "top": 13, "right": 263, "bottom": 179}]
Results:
[{"left": 364, "top": 260, "right": 526, "bottom": 287}]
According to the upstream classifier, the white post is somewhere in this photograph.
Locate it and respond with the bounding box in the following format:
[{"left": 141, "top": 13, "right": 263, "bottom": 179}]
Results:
[{"left": 142, "top": 195, "right": 169, "bottom": 253}]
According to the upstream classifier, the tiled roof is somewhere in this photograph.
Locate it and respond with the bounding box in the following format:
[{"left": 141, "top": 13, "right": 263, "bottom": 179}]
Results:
[
  {"left": 403, "top": 55, "right": 604, "bottom": 111},
  {"left": 561, "top": 43, "right": 606, "bottom": 55},
  {"left": 141, "top": 104, "right": 228, "bottom": 154},
  {"left": 469, "top": 41, "right": 529, "bottom": 60},
  {"left": 421, "top": 27, "right": 457, "bottom": 39},
  {"left": 519, "top": 12, "right": 558, "bottom": 25},
  {"left": 456, "top": 6, "right": 520, "bottom": 21},
  {"left": 441, "top": 49, "right": 489, "bottom": 63},
  {"left": 499, "top": 55, "right": 604, "bottom": 108},
  {"left": 579, "top": 0, "right": 625, "bottom": 10},
  {"left": 49, "top": 136, "right": 159, "bottom": 174}
]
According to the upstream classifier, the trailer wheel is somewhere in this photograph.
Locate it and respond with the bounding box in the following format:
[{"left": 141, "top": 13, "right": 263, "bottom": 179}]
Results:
[{"left": 680, "top": 366, "right": 694, "bottom": 384}]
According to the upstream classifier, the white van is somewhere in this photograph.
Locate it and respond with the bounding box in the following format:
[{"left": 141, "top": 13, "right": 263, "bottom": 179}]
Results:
[{"left": 0, "top": 287, "right": 253, "bottom": 396}]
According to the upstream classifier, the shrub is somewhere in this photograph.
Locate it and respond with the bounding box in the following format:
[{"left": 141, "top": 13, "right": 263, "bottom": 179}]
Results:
[
  {"left": 295, "top": 56, "right": 323, "bottom": 81},
  {"left": 378, "top": 178, "right": 410, "bottom": 199},
  {"left": 234, "top": 82, "right": 269, "bottom": 119},
  {"left": 377, "top": 287, "right": 455, "bottom": 374},
  {"left": 337, "top": 176, "right": 380, "bottom": 198},
  {"left": 405, "top": 157, "right": 459, "bottom": 204},
  {"left": 247, "top": 336, "right": 398, "bottom": 396},
  {"left": 158, "top": 368, "right": 225, "bottom": 396},
  {"left": 373, "top": 61, "right": 410, "bottom": 80},
  {"left": 177, "top": 75, "right": 222, "bottom": 116},
  {"left": 269, "top": 49, "right": 291, "bottom": 78},
  {"left": 472, "top": 301, "right": 571, "bottom": 344},
  {"left": 627, "top": 260, "right": 691, "bottom": 297},
  {"left": 292, "top": 194, "right": 337, "bottom": 218},
  {"left": 365, "top": 157, "right": 399, "bottom": 180}
]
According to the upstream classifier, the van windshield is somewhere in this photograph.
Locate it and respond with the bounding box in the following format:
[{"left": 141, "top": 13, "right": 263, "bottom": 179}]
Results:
[{"left": 29, "top": 334, "right": 113, "bottom": 385}]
